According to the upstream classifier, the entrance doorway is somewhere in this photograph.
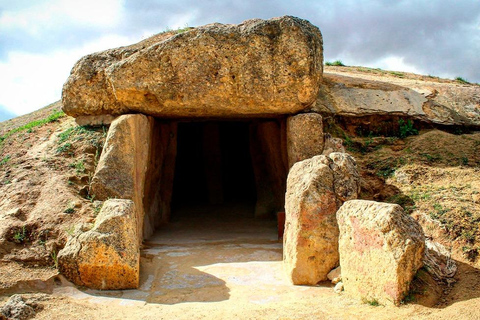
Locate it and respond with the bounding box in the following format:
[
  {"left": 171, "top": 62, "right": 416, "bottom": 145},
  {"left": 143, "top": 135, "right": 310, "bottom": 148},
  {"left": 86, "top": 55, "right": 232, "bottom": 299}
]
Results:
[{"left": 171, "top": 121, "right": 256, "bottom": 221}]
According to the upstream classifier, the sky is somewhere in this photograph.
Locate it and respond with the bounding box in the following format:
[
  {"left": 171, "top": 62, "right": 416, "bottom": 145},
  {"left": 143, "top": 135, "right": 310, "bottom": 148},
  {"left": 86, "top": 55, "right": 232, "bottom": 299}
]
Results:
[{"left": 1, "top": 0, "right": 479, "bottom": 121}]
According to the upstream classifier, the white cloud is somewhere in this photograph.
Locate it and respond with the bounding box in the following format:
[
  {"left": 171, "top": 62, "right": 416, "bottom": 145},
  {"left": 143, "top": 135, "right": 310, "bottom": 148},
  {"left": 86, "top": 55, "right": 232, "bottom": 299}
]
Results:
[
  {"left": 0, "top": 0, "right": 125, "bottom": 34},
  {"left": 375, "top": 56, "right": 422, "bottom": 74},
  {"left": 0, "top": 34, "right": 135, "bottom": 116}
]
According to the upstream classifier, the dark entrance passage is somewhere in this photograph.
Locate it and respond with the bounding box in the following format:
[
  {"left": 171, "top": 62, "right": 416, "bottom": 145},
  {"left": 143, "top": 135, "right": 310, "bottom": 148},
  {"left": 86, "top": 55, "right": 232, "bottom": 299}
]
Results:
[
  {"left": 171, "top": 122, "right": 256, "bottom": 219},
  {"left": 142, "top": 118, "right": 288, "bottom": 240}
]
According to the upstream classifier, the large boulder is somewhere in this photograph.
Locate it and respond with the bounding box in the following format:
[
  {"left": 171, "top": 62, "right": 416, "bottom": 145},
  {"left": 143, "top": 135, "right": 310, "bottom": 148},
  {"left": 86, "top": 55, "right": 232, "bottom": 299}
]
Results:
[
  {"left": 336, "top": 200, "right": 425, "bottom": 306},
  {"left": 283, "top": 153, "right": 360, "bottom": 285},
  {"left": 62, "top": 16, "right": 323, "bottom": 118},
  {"left": 58, "top": 199, "right": 140, "bottom": 290}
]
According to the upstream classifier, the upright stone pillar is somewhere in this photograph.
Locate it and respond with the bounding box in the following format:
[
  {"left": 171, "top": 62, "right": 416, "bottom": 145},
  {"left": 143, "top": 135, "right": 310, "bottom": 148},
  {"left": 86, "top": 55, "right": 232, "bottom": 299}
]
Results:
[
  {"left": 283, "top": 153, "right": 360, "bottom": 285},
  {"left": 90, "top": 114, "right": 153, "bottom": 245},
  {"left": 286, "top": 113, "right": 325, "bottom": 168}
]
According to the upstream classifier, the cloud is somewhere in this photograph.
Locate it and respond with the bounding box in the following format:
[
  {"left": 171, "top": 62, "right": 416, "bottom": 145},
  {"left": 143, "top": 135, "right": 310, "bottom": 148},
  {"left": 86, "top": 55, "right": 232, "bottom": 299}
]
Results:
[
  {"left": 0, "top": 34, "right": 136, "bottom": 116},
  {"left": 120, "top": 0, "right": 480, "bottom": 81},
  {"left": 0, "top": 0, "right": 125, "bottom": 58}
]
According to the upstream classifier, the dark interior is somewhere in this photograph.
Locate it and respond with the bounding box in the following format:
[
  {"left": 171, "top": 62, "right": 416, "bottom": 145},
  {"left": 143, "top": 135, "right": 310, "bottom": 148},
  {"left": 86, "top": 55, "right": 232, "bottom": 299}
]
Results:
[{"left": 171, "top": 121, "right": 256, "bottom": 217}]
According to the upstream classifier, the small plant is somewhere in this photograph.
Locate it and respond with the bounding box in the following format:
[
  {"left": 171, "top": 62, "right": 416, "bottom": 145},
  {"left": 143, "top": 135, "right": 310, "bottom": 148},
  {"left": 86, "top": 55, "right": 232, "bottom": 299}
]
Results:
[
  {"left": 401, "top": 293, "right": 416, "bottom": 304},
  {"left": 64, "top": 203, "right": 75, "bottom": 214},
  {"left": 461, "top": 156, "right": 469, "bottom": 165},
  {"left": 390, "top": 71, "right": 405, "bottom": 78},
  {"left": 420, "top": 153, "right": 442, "bottom": 163},
  {"left": 70, "top": 160, "right": 85, "bottom": 174},
  {"left": 362, "top": 298, "right": 380, "bottom": 306},
  {"left": 93, "top": 202, "right": 103, "bottom": 216},
  {"left": 344, "top": 135, "right": 355, "bottom": 152},
  {"left": 13, "top": 226, "right": 27, "bottom": 243},
  {"left": 325, "top": 60, "right": 346, "bottom": 67},
  {"left": 0, "top": 155, "right": 11, "bottom": 166},
  {"left": 377, "top": 167, "right": 396, "bottom": 178},
  {"left": 455, "top": 77, "right": 470, "bottom": 84},
  {"left": 56, "top": 142, "right": 72, "bottom": 154},
  {"left": 398, "top": 119, "right": 418, "bottom": 138},
  {"left": 430, "top": 203, "right": 450, "bottom": 220},
  {"left": 65, "top": 225, "right": 75, "bottom": 236},
  {"left": 87, "top": 194, "right": 96, "bottom": 203},
  {"left": 51, "top": 250, "right": 59, "bottom": 269}
]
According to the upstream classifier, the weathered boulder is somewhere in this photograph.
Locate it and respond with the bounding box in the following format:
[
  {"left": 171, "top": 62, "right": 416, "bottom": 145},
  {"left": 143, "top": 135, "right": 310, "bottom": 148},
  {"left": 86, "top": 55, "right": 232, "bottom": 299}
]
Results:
[
  {"left": 58, "top": 199, "right": 140, "bottom": 290},
  {"left": 286, "top": 113, "right": 325, "bottom": 168},
  {"left": 283, "top": 153, "right": 360, "bottom": 285},
  {"left": 336, "top": 200, "right": 425, "bottom": 306},
  {"left": 90, "top": 114, "right": 152, "bottom": 241},
  {"left": 62, "top": 16, "right": 323, "bottom": 118}
]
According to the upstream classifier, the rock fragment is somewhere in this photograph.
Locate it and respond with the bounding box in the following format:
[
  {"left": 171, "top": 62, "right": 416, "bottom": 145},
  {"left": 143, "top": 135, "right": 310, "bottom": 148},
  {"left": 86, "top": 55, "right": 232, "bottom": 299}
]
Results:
[{"left": 58, "top": 199, "right": 140, "bottom": 290}]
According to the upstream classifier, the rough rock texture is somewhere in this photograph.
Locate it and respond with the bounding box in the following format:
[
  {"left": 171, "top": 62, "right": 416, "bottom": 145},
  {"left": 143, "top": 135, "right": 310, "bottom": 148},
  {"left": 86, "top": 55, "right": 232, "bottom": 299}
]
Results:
[
  {"left": 283, "top": 153, "right": 360, "bottom": 285},
  {"left": 75, "top": 114, "right": 116, "bottom": 127},
  {"left": 315, "top": 72, "right": 480, "bottom": 126},
  {"left": 0, "top": 295, "right": 35, "bottom": 320},
  {"left": 286, "top": 113, "right": 325, "bottom": 168},
  {"left": 322, "top": 133, "right": 345, "bottom": 155},
  {"left": 0, "top": 294, "right": 47, "bottom": 320},
  {"left": 336, "top": 200, "right": 425, "bottom": 306},
  {"left": 58, "top": 199, "right": 140, "bottom": 290},
  {"left": 62, "top": 16, "right": 323, "bottom": 118},
  {"left": 90, "top": 114, "right": 152, "bottom": 241}
]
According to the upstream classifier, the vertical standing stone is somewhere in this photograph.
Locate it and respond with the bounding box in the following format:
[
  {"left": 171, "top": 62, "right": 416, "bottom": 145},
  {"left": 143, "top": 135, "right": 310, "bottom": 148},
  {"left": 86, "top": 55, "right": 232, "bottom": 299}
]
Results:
[
  {"left": 287, "top": 113, "right": 325, "bottom": 168},
  {"left": 90, "top": 114, "right": 153, "bottom": 244},
  {"left": 250, "top": 120, "right": 288, "bottom": 218},
  {"left": 336, "top": 200, "right": 425, "bottom": 306},
  {"left": 283, "top": 153, "right": 360, "bottom": 285},
  {"left": 143, "top": 121, "right": 177, "bottom": 238}
]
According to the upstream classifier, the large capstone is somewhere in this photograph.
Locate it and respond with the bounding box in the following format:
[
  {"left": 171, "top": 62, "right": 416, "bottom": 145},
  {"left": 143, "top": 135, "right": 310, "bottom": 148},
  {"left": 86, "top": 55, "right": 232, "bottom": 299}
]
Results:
[{"left": 62, "top": 16, "right": 323, "bottom": 118}]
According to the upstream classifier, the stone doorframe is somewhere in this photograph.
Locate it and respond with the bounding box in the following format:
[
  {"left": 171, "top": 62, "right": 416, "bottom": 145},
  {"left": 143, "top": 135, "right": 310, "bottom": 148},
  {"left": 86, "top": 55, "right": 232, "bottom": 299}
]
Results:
[{"left": 58, "top": 112, "right": 325, "bottom": 289}]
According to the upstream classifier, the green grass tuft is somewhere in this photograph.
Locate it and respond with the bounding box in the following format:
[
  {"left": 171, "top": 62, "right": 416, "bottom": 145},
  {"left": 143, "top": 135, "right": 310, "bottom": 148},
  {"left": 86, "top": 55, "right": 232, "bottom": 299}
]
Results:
[
  {"left": 0, "top": 110, "right": 65, "bottom": 144},
  {"left": 325, "top": 60, "right": 346, "bottom": 67},
  {"left": 455, "top": 77, "right": 470, "bottom": 84}
]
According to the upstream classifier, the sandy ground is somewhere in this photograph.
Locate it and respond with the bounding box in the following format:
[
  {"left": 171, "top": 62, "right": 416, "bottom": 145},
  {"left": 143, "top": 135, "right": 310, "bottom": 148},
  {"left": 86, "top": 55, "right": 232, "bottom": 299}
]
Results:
[{"left": 3, "top": 203, "right": 474, "bottom": 320}]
